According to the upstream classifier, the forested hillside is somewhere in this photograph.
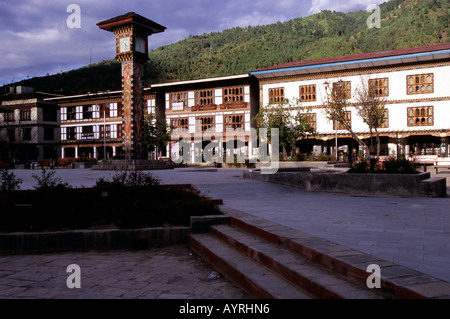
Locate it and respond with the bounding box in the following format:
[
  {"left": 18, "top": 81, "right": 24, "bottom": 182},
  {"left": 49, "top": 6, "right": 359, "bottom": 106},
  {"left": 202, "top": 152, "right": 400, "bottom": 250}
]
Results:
[{"left": 8, "top": 0, "right": 450, "bottom": 96}]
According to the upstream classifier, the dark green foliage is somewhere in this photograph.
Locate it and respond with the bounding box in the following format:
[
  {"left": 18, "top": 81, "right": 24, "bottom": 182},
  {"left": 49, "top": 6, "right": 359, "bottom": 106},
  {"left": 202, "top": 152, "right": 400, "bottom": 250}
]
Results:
[
  {"left": 32, "top": 169, "right": 70, "bottom": 190},
  {"left": 348, "top": 160, "right": 371, "bottom": 173},
  {"left": 382, "top": 157, "right": 418, "bottom": 174},
  {"left": 0, "top": 169, "right": 22, "bottom": 192},
  {"left": 348, "top": 157, "right": 418, "bottom": 174},
  {"left": 0, "top": 171, "right": 221, "bottom": 232},
  {"left": 3, "top": 0, "right": 449, "bottom": 95}
]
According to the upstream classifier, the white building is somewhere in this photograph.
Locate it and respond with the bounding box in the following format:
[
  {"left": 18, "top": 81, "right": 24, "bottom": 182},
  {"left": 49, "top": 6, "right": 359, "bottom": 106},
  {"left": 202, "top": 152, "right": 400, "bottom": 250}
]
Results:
[{"left": 251, "top": 43, "right": 450, "bottom": 161}]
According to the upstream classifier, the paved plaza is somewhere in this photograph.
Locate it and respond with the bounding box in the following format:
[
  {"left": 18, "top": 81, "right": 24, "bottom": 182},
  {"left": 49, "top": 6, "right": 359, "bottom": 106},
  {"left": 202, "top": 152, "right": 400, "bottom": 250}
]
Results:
[{"left": 1, "top": 167, "right": 449, "bottom": 299}]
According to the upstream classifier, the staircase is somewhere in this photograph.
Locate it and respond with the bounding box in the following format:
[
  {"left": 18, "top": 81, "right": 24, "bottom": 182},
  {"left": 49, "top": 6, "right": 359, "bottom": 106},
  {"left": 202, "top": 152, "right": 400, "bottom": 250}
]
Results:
[{"left": 189, "top": 207, "right": 450, "bottom": 299}]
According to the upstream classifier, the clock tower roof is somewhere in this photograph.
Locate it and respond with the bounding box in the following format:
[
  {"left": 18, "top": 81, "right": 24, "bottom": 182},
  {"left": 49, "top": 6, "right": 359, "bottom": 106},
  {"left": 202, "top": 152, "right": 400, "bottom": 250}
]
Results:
[{"left": 97, "top": 12, "right": 166, "bottom": 35}]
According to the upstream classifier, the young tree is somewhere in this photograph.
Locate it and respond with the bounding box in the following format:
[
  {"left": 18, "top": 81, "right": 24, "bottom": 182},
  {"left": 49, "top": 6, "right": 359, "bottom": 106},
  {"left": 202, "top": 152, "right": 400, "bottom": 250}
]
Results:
[
  {"left": 142, "top": 113, "right": 170, "bottom": 160},
  {"left": 354, "top": 76, "right": 388, "bottom": 158},
  {"left": 323, "top": 80, "right": 371, "bottom": 160},
  {"left": 252, "top": 98, "right": 316, "bottom": 159}
]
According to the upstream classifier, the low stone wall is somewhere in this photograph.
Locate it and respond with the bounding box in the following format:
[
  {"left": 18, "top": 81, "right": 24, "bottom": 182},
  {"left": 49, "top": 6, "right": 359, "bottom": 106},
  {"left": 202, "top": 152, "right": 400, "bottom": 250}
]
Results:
[
  {"left": 0, "top": 227, "right": 190, "bottom": 254},
  {"left": 91, "top": 159, "right": 174, "bottom": 171},
  {"left": 243, "top": 170, "right": 447, "bottom": 198}
]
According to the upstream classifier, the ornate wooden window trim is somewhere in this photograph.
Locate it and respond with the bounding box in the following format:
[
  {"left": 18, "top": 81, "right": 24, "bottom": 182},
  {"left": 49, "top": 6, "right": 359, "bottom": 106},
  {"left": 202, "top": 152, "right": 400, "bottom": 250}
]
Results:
[
  {"left": 171, "top": 118, "right": 189, "bottom": 131},
  {"left": 196, "top": 116, "right": 215, "bottom": 133},
  {"left": 223, "top": 87, "right": 244, "bottom": 104},
  {"left": 169, "top": 91, "right": 188, "bottom": 111},
  {"left": 303, "top": 113, "right": 317, "bottom": 130},
  {"left": 269, "top": 87, "right": 285, "bottom": 104},
  {"left": 369, "top": 78, "right": 389, "bottom": 97},
  {"left": 195, "top": 89, "right": 215, "bottom": 107},
  {"left": 407, "top": 74, "right": 434, "bottom": 95},
  {"left": 333, "top": 111, "right": 351, "bottom": 130},
  {"left": 407, "top": 106, "right": 434, "bottom": 127},
  {"left": 380, "top": 109, "right": 389, "bottom": 128},
  {"left": 332, "top": 81, "right": 352, "bottom": 100},
  {"left": 224, "top": 115, "right": 245, "bottom": 130},
  {"left": 299, "top": 85, "right": 317, "bottom": 102}
]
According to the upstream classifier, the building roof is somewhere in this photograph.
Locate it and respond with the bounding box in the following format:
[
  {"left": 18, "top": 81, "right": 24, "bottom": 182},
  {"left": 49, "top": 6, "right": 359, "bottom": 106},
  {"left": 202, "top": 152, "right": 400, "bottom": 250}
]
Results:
[
  {"left": 150, "top": 74, "right": 252, "bottom": 89},
  {"left": 250, "top": 43, "right": 450, "bottom": 79},
  {"left": 97, "top": 12, "right": 166, "bottom": 34}
]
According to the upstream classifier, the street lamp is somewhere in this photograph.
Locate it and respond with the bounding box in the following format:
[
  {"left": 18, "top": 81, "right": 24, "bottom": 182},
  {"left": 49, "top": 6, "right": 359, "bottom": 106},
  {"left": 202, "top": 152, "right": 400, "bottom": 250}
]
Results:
[
  {"left": 103, "top": 103, "right": 110, "bottom": 160},
  {"left": 323, "top": 81, "right": 339, "bottom": 161}
]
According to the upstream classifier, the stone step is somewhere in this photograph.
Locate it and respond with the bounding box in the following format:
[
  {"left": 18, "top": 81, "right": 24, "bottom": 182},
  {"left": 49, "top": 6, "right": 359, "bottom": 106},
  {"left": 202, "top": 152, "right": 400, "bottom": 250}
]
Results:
[
  {"left": 189, "top": 233, "right": 313, "bottom": 299},
  {"left": 209, "top": 224, "right": 385, "bottom": 299},
  {"left": 220, "top": 206, "right": 450, "bottom": 299}
]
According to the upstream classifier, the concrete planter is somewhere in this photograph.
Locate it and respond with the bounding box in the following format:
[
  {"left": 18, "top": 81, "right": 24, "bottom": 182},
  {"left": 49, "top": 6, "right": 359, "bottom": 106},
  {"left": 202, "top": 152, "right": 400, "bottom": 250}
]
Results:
[
  {"left": 244, "top": 170, "right": 447, "bottom": 198},
  {"left": 0, "top": 227, "right": 190, "bottom": 254}
]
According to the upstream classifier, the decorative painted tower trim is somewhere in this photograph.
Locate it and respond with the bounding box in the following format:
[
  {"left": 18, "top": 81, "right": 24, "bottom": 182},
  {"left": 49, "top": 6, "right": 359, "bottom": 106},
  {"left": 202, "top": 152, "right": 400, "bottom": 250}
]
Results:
[{"left": 97, "top": 12, "right": 166, "bottom": 159}]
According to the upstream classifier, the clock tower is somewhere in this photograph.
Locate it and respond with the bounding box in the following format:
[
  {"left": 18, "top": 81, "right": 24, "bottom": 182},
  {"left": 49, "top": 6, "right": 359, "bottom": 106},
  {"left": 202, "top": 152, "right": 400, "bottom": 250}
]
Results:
[{"left": 97, "top": 13, "right": 166, "bottom": 159}]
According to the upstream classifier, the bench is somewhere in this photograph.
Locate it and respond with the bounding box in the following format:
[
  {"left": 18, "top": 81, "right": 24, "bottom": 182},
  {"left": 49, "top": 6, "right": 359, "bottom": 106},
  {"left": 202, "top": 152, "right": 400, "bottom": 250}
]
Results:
[
  {"left": 412, "top": 155, "right": 439, "bottom": 172},
  {"left": 38, "top": 160, "right": 52, "bottom": 168},
  {"left": 434, "top": 157, "right": 450, "bottom": 174},
  {"left": 55, "top": 158, "right": 75, "bottom": 168}
]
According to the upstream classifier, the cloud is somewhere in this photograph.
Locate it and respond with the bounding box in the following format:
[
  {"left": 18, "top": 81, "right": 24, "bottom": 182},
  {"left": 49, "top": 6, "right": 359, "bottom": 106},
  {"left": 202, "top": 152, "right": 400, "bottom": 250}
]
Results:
[
  {"left": 0, "top": 0, "right": 386, "bottom": 85},
  {"left": 309, "top": 0, "right": 388, "bottom": 14}
]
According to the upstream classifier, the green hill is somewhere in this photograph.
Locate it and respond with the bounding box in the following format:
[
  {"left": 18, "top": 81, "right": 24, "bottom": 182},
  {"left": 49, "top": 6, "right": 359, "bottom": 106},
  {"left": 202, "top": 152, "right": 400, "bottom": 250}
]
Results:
[{"left": 6, "top": 0, "right": 450, "bottom": 96}]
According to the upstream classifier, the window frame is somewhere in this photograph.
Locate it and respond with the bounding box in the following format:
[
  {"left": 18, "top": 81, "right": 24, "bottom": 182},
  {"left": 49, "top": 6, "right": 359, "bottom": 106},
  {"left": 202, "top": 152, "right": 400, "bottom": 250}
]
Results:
[{"left": 407, "top": 73, "right": 434, "bottom": 95}]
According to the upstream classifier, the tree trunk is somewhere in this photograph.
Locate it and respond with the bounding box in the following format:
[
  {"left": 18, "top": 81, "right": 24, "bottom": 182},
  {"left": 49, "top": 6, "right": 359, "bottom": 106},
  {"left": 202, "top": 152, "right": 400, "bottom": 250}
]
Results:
[{"left": 374, "top": 127, "right": 381, "bottom": 158}]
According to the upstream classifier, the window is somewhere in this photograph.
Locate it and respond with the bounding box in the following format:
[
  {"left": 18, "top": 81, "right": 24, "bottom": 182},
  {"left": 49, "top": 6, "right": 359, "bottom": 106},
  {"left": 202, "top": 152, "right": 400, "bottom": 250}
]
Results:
[
  {"left": 380, "top": 109, "right": 389, "bottom": 128},
  {"left": 83, "top": 105, "right": 93, "bottom": 119},
  {"left": 170, "top": 92, "right": 188, "bottom": 111},
  {"left": 369, "top": 78, "right": 389, "bottom": 97},
  {"left": 44, "top": 128, "right": 54, "bottom": 141},
  {"left": 20, "top": 109, "right": 31, "bottom": 121},
  {"left": 299, "top": 85, "right": 317, "bottom": 102},
  {"left": 333, "top": 112, "right": 351, "bottom": 130},
  {"left": 301, "top": 113, "right": 317, "bottom": 131},
  {"left": 67, "top": 107, "right": 76, "bottom": 121},
  {"left": 171, "top": 118, "right": 189, "bottom": 132},
  {"left": 196, "top": 116, "right": 215, "bottom": 132},
  {"left": 269, "top": 87, "right": 285, "bottom": 104},
  {"left": 333, "top": 81, "right": 351, "bottom": 100},
  {"left": 43, "top": 109, "right": 57, "bottom": 122},
  {"left": 22, "top": 128, "right": 32, "bottom": 141},
  {"left": 224, "top": 115, "right": 245, "bottom": 130},
  {"left": 67, "top": 127, "right": 77, "bottom": 140},
  {"left": 195, "top": 89, "right": 214, "bottom": 107},
  {"left": 407, "top": 106, "right": 434, "bottom": 127},
  {"left": 4, "top": 111, "right": 14, "bottom": 122},
  {"left": 82, "top": 126, "right": 94, "bottom": 140},
  {"left": 110, "top": 103, "right": 118, "bottom": 117},
  {"left": 99, "top": 125, "right": 110, "bottom": 139},
  {"left": 407, "top": 74, "right": 434, "bottom": 95},
  {"left": 223, "top": 87, "right": 244, "bottom": 104},
  {"left": 99, "top": 104, "right": 110, "bottom": 118}
]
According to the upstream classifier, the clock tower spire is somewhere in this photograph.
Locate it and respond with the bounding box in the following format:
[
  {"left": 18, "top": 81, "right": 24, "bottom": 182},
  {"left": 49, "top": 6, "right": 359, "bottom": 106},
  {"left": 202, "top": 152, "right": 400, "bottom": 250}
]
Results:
[{"left": 97, "top": 12, "right": 166, "bottom": 159}]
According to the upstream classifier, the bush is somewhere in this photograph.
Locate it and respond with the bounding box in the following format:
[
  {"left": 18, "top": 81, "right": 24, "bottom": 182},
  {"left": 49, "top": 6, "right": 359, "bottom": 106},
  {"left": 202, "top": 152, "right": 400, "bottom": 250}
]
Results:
[
  {"left": 32, "top": 169, "right": 70, "bottom": 190},
  {"left": 383, "top": 157, "right": 418, "bottom": 174},
  {"left": 0, "top": 171, "right": 221, "bottom": 232},
  {"left": 348, "top": 157, "right": 418, "bottom": 174},
  {"left": 0, "top": 169, "right": 22, "bottom": 192},
  {"left": 348, "top": 161, "right": 370, "bottom": 173}
]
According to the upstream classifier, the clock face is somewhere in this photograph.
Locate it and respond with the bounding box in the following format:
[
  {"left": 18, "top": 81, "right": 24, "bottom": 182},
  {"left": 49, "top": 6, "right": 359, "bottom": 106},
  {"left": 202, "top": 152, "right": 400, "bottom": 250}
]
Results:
[
  {"left": 135, "top": 37, "right": 146, "bottom": 54},
  {"left": 119, "top": 37, "right": 131, "bottom": 53}
]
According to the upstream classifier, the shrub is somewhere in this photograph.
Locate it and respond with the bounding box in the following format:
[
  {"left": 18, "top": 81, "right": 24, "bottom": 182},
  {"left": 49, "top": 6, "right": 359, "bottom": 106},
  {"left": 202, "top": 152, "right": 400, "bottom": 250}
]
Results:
[
  {"left": 348, "top": 160, "right": 370, "bottom": 173},
  {"left": 0, "top": 169, "right": 22, "bottom": 192},
  {"left": 32, "top": 169, "right": 70, "bottom": 190},
  {"left": 383, "top": 157, "right": 418, "bottom": 174}
]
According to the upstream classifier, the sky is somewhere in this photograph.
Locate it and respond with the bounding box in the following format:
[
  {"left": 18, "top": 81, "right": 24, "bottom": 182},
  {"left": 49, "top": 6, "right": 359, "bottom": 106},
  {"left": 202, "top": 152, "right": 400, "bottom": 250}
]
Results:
[{"left": 0, "top": 0, "right": 388, "bottom": 86}]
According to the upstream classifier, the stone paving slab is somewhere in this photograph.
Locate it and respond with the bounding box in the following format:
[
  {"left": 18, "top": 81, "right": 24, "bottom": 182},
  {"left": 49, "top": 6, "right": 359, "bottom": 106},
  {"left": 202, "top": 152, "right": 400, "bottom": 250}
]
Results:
[{"left": 0, "top": 246, "right": 249, "bottom": 299}]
